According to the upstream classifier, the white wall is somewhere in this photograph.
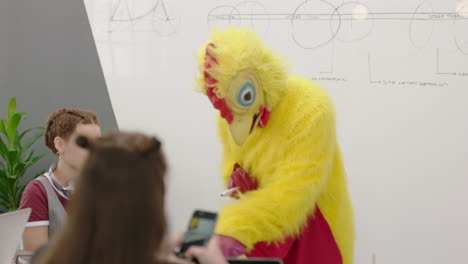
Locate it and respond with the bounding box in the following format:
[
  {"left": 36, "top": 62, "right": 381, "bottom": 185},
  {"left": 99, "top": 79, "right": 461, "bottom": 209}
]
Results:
[{"left": 84, "top": 0, "right": 468, "bottom": 263}]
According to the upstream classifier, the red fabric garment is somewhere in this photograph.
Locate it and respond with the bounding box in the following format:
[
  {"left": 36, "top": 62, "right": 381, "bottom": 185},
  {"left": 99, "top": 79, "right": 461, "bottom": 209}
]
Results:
[
  {"left": 247, "top": 207, "right": 342, "bottom": 264},
  {"left": 19, "top": 175, "right": 68, "bottom": 225},
  {"left": 226, "top": 164, "right": 342, "bottom": 264}
]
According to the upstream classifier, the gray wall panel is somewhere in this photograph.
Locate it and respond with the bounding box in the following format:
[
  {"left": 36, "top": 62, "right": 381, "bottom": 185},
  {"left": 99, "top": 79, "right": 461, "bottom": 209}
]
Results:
[{"left": 0, "top": 0, "right": 117, "bottom": 183}]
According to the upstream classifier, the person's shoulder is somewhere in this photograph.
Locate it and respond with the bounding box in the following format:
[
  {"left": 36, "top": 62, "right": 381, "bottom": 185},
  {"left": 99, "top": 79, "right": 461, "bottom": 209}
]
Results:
[
  {"left": 23, "top": 176, "right": 47, "bottom": 195},
  {"left": 19, "top": 176, "right": 48, "bottom": 208},
  {"left": 19, "top": 175, "right": 51, "bottom": 225}
]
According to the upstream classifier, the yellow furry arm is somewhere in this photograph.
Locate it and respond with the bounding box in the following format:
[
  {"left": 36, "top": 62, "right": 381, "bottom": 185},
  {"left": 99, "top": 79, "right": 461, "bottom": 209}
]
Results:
[
  {"left": 218, "top": 123, "right": 237, "bottom": 183},
  {"left": 216, "top": 90, "right": 337, "bottom": 249}
]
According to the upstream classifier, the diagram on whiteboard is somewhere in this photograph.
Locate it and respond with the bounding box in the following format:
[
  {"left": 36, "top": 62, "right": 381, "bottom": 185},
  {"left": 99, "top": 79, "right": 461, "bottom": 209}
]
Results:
[
  {"left": 104, "top": 0, "right": 178, "bottom": 36},
  {"left": 207, "top": 0, "right": 468, "bottom": 84},
  {"left": 207, "top": 0, "right": 468, "bottom": 53}
]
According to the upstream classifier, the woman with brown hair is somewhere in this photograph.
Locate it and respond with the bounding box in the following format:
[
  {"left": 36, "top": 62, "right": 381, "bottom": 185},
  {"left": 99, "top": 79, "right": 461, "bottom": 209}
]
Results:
[
  {"left": 19, "top": 109, "right": 101, "bottom": 251},
  {"left": 36, "top": 131, "right": 227, "bottom": 264}
]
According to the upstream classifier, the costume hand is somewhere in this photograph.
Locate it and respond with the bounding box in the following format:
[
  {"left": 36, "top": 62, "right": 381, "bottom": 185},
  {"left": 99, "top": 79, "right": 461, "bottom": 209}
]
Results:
[
  {"left": 216, "top": 235, "right": 248, "bottom": 258},
  {"left": 227, "top": 163, "right": 258, "bottom": 198}
]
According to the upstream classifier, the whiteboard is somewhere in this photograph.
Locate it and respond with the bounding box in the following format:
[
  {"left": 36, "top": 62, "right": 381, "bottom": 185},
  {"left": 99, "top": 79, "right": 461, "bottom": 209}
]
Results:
[{"left": 84, "top": 0, "right": 468, "bottom": 263}]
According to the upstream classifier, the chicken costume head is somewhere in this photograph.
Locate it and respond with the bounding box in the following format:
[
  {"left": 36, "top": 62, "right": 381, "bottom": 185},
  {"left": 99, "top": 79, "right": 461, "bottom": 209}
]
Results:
[{"left": 197, "top": 29, "right": 287, "bottom": 145}]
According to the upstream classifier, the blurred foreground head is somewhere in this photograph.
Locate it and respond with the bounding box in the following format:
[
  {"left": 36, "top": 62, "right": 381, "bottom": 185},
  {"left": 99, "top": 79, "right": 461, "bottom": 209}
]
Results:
[{"left": 39, "top": 131, "right": 167, "bottom": 264}]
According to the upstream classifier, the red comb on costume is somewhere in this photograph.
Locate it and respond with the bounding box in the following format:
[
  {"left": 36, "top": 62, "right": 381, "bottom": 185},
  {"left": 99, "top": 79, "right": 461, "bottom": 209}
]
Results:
[
  {"left": 258, "top": 105, "right": 271, "bottom": 128},
  {"left": 204, "top": 43, "right": 234, "bottom": 124}
]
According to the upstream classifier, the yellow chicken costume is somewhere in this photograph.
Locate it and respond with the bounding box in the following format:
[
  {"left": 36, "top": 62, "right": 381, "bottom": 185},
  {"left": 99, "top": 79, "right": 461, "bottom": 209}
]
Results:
[{"left": 196, "top": 28, "right": 354, "bottom": 264}]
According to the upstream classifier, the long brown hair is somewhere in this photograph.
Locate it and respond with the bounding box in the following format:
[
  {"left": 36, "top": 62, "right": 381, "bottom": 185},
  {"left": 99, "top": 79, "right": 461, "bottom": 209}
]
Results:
[{"left": 38, "top": 131, "right": 167, "bottom": 264}]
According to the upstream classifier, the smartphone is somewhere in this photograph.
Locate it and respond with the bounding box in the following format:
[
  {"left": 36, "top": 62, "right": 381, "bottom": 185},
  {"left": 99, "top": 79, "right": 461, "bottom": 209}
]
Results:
[{"left": 176, "top": 210, "right": 218, "bottom": 257}]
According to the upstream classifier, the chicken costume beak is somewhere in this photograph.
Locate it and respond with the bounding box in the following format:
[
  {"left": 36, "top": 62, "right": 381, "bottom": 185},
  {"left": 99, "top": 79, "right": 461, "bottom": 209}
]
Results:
[
  {"left": 229, "top": 111, "right": 261, "bottom": 145},
  {"left": 225, "top": 69, "right": 265, "bottom": 146}
]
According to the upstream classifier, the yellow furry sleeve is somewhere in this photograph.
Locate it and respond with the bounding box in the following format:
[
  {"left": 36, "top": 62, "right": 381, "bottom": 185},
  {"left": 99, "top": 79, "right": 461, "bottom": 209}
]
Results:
[{"left": 215, "top": 78, "right": 337, "bottom": 250}]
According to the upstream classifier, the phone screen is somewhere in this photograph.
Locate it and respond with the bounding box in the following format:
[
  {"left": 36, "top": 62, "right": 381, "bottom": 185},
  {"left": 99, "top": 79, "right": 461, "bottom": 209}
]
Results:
[{"left": 178, "top": 210, "right": 218, "bottom": 256}]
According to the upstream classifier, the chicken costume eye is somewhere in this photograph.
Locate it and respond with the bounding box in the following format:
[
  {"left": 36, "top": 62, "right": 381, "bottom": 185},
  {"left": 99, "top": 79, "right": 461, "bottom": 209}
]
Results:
[{"left": 238, "top": 82, "right": 256, "bottom": 107}]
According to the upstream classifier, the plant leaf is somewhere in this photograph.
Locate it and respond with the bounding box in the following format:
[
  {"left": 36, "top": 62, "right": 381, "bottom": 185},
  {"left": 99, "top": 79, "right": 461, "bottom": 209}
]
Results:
[
  {"left": 0, "top": 98, "right": 48, "bottom": 210},
  {"left": 0, "top": 200, "right": 9, "bottom": 210},
  {"left": 0, "top": 179, "right": 8, "bottom": 193},
  {"left": 0, "top": 190, "right": 8, "bottom": 201},
  {"left": 0, "top": 170, "right": 7, "bottom": 179},
  {"left": 13, "top": 163, "right": 26, "bottom": 178},
  {"left": 0, "top": 169, "right": 6, "bottom": 179},
  {"left": 17, "top": 112, "right": 27, "bottom": 119},
  {"left": 17, "top": 166, "right": 30, "bottom": 183},
  {"left": 0, "top": 193, "right": 7, "bottom": 204},
  {"left": 24, "top": 150, "right": 35, "bottom": 164},
  {"left": 6, "top": 176, "right": 17, "bottom": 201},
  {"left": 0, "top": 120, "right": 7, "bottom": 137},
  {"left": 0, "top": 179, "right": 8, "bottom": 200},
  {"left": 5, "top": 150, "right": 18, "bottom": 171},
  {"left": 21, "top": 129, "right": 45, "bottom": 153},
  {"left": 17, "top": 127, "right": 44, "bottom": 146},
  {"left": 7, "top": 97, "right": 17, "bottom": 120},
  {"left": 15, "top": 184, "right": 27, "bottom": 201},
  {"left": 16, "top": 152, "right": 49, "bottom": 183},
  {"left": 29, "top": 153, "right": 49, "bottom": 167},
  {"left": 0, "top": 178, "right": 9, "bottom": 197},
  {"left": 7, "top": 113, "right": 23, "bottom": 149},
  {"left": 0, "top": 136, "right": 8, "bottom": 161}
]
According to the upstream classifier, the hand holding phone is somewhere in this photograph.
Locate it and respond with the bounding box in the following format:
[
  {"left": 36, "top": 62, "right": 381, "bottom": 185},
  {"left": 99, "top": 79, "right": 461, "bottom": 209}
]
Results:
[
  {"left": 184, "top": 235, "right": 229, "bottom": 264},
  {"left": 176, "top": 210, "right": 218, "bottom": 258}
]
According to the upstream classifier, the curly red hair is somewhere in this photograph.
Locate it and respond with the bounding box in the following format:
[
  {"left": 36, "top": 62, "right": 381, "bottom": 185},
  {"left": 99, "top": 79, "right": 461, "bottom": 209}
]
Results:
[{"left": 44, "top": 109, "right": 100, "bottom": 153}]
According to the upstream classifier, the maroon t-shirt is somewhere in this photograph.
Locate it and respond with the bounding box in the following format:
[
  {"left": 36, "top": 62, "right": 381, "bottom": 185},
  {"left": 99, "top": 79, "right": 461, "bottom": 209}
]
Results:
[{"left": 19, "top": 175, "right": 68, "bottom": 227}]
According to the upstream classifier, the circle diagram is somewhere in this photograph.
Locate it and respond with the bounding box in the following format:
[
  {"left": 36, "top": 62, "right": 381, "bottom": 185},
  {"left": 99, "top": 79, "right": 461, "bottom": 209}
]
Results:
[
  {"left": 331, "top": 1, "right": 374, "bottom": 42},
  {"left": 409, "top": 0, "right": 435, "bottom": 49},
  {"left": 291, "top": 0, "right": 342, "bottom": 50}
]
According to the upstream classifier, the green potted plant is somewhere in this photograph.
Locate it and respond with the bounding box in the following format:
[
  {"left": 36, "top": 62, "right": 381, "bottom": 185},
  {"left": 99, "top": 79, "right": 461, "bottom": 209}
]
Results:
[{"left": 0, "top": 98, "right": 49, "bottom": 213}]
